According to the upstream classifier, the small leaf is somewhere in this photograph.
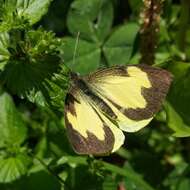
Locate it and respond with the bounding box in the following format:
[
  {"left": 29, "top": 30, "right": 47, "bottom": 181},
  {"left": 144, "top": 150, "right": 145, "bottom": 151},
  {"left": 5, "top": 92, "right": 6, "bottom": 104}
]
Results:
[
  {"left": 26, "top": 90, "right": 46, "bottom": 107},
  {"left": 103, "top": 23, "right": 139, "bottom": 66},
  {"left": 61, "top": 37, "right": 100, "bottom": 75},
  {"left": 0, "top": 92, "right": 27, "bottom": 148},
  {"left": 0, "top": 32, "right": 10, "bottom": 70},
  {"left": 0, "top": 153, "right": 31, "bottom": 183},
  {"left": 0, "top": 2, "right": 28, "bottom": 31},
  {"left": 44, "top": 72, "right": 69, "bottom": 111},
  {"left": 26, "top": 73, "right": 69, "bottom": 110},
  {"left": 164, "top": 102, "right": 190, "bottom": 137},
  {"left": 34, "top": 136, "right": 48, "bottom": 158},
  {"left": 67, "top": 0, "right": 113, "bottom": 43}
]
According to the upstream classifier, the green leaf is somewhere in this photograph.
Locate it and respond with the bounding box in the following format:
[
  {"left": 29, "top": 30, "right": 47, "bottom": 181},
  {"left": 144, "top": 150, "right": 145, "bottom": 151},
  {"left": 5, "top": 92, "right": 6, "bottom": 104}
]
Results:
[
  {"left": 58, "top": 156, "right": 155, "bottom": 190},
  {"left": 26, "top": 69, "right": 69, "bottom": 111},
  {"left": 0, "top": 32, "right": 10, "bottom": 70},
  {"left": 0, "top": 2, "right": 28, "bottom": 31},
  {"left": 0, "top": 153, "right": 31, "bottom": 183},
  {"left": 164, "top": 102, "right": 190, "bottom": 137},
  {"left": 102, "top": 162, "right": 155, "bottom": 190},
  {"left": 1, "top": 55, "right": 60, "bottom": 96},
  {"left": 26, "top": 169, "right": 61, "bottom": 190},
  {"left": 44, "top": 72, "right": 69, "bottom": 111},
  {"left": 41, "top": 0, "right": 70, "bottom": 34},
  {"left": 0, "top": 0, "right": 52, "bottom": 30},
  {"left": 67, "top": 0, "right": 113, "bottom": 43},
  {"left": 167, "top": 61, "right": 190, "bottom": 135},
  {"left": 20, "top": 0, "right": 53, "bottom": 24},
  {"left": 123, "top": 163, "right": 145, "bottom": 190},
  {"left": 103, "top": 23, "right": 139, "bottom": 66},
  {"left": 177, "top": 178, "right": 190, "bottom": 190},
  {"left": 61, "top": 37, "right": 100, "bottom": 75},
  {"left": 167, "top": 61, "right": 190, "bottom": 80},
  {"left": 0, "top": 92, "right": 27, "bottom": 148},
  {"left": 0, "top": 158, "right": 60, "bottom": 189},
  {"left": 102, "top": 176, "right": 118, "bottom": 190},
  {"left": 26, "top": 90, "right": 46, "bottom": 107},
  {"left": 34, "top": 136, "right": 48, "bottom": 158},
  {"left": 0, "top": 29, "right": 64, "bottom": 100},
  {"left": 163, "top": 162, "right": 189, "bottom": 189},
  {"left": 128, "top": 0, "right": 143, "bottom": 16},
  {"left": 48, "top": 121, "right": 74, "bottom": 156}
]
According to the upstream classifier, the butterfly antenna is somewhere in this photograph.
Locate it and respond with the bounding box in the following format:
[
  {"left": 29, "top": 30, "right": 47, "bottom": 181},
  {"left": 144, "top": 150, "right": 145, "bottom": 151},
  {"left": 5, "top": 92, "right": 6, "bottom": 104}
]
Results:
[{"left": 72, "top": 32, "right": 80, "bottom": 67}]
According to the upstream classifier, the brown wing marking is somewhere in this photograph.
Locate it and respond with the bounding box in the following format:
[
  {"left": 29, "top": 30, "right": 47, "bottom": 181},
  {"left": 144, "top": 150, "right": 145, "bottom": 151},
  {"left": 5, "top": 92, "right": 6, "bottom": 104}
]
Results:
[
  {"left": 64, "top": 88, "right": 124, "bottom": 155},
  {"left": 85, "top": 64, "right": 172, "bottom": 121},
  {"left": 65, "top": 116, "right": 114, "bottom": 155},
  {"left": 123, "top": 65, "right": 172, "bottom": 120}
]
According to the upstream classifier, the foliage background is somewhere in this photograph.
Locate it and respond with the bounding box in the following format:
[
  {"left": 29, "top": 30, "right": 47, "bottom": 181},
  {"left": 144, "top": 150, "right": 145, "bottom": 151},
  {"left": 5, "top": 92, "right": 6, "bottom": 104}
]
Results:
[{"left": 0, "top": 0, "right": 190, "bottom": 189}]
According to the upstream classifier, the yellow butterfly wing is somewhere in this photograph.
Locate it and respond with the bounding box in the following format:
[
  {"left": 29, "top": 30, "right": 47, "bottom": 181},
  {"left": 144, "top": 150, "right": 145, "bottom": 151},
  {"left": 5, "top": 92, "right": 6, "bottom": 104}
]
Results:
[
  {"left": 85, "top": 65, "right": 172, "bottom": 132},
  {"left": 64, "top": 87, "right": 125, "bottom": 155}
]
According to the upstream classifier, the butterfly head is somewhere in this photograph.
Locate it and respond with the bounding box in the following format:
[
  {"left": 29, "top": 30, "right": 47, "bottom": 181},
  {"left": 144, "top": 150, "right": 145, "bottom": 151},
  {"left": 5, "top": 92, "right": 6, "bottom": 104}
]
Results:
[
  {"left": 70, "top": 72, "right": 79, "bottom": 80},
  {"left": 69, "top": 72, "right": 83, "bottom": 87}
]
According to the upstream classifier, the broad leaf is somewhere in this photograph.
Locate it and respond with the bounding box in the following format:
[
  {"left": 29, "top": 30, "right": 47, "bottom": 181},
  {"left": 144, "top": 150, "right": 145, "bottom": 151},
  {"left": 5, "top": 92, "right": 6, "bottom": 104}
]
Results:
[
  {"left": 61, "top": 37, "right": 100, "bottom": 75},
  {"left": 67, "top": 0, "right": 113, "bottom": 43},
  {"left": 164, "top": 102, "right": 190, "bottom": 137},
  {"left": 166, "top": 61, "right": 190, "bottom": 137},
  {"left": 103, "top": 23, "right": 139, "bottom": 66},
  {"left": 26, "top": 169, "right": 61, "bottom": 190},
  {"left": 0, "top": 0, "right": 52, "bottom": 31},
  {"left": 0, "top": 92, "right": 27, "bottom": 148},
  {"left": 0, "top": 29, "right": 62, "bottom": 98},
  {"left": 21, "top": 159, "right": 61, "bottom": 190},
  {"left": 1, "top": 55, "right": 60, "bottom": 96},
  {"left": 166, "top": 61, "right": 190, "bottom": 134},
  {"left": 0, "top": 153, "right": 31, "bottom": 183},
  {"left": 19, "top": 0, "right": 53, "bottom": 24}
]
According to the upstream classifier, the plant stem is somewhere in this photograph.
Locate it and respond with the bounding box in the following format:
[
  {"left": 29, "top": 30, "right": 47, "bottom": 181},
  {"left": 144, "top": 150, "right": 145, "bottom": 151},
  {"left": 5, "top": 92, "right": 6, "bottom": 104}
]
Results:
[
  {"left": 64, "top": 156, "right": 155, "bottom": 190},
  {"left": 33, "top": 155, "right": 68, "bottom": 189},
  {"left": 140, "top": 0, "right": 163, "bottom": 65}
]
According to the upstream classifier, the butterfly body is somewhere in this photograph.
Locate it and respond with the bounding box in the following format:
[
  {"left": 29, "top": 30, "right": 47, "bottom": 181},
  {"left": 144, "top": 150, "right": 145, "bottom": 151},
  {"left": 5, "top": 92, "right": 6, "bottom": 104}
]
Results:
[{"left": 64, "top": 65, "right": 172, "bottom": 155}]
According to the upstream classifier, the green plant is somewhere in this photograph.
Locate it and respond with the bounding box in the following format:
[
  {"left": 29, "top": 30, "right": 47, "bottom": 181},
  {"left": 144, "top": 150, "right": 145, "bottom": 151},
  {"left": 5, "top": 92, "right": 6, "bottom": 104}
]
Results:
[{"left": 0, "top": 0, "right": 190, "bottom": 190}]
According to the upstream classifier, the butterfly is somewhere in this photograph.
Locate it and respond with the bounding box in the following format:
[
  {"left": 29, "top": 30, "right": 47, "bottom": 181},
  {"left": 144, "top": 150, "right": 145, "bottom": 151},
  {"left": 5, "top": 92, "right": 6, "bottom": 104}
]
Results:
[{"left": 64, "top": 64, "right": 172, "bottom": 155}]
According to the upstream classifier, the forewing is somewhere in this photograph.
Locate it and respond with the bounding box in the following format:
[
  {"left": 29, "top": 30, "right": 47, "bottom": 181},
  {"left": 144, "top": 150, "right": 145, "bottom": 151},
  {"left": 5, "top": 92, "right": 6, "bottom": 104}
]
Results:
[
  {"left": 64, "top": 87, "right": 125, "bottom": 155},
  {"left": 86, "top": 64, "right": 172, "bottom": 132}
]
